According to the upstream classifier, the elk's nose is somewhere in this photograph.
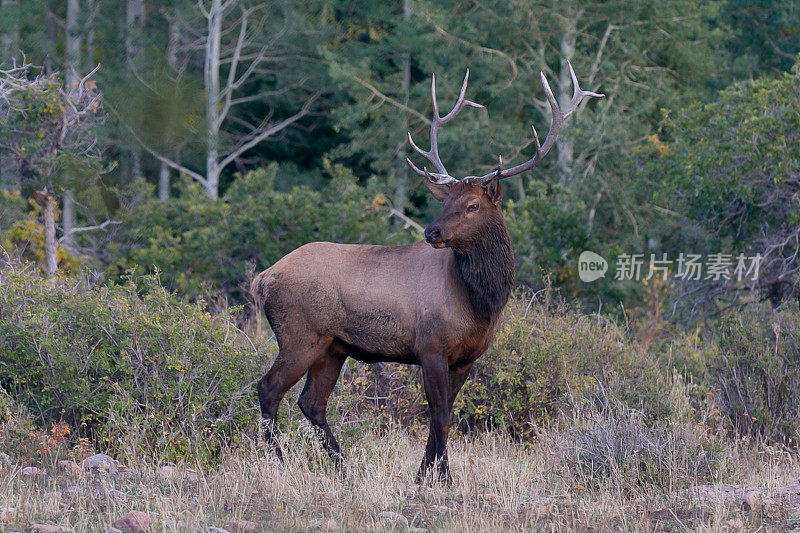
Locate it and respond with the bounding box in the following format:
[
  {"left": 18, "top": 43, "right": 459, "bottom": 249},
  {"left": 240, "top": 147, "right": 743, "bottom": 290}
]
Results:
[{"left": 425, "top": 226, "right": 441, "bottom": 244}]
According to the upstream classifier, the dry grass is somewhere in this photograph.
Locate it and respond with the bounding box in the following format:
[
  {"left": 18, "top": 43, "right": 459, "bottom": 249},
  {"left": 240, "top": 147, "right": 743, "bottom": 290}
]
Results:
[{"left": 2, "top": 422, "right": 799, "bottom": 532}]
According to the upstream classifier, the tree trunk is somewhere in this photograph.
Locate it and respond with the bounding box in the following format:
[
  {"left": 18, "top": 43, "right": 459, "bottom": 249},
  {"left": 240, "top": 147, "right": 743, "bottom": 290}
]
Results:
[
  {"left": 206, "top": 156, "right": 220, "bottom": 200},
  {"left": 1, "top": 0, "right": 19, "bottom": 65},
  {"left": 126, "top": 0, "right": 146, "bottom": 183},
  {"left": 203, "top": 0, "right": 223, "bottom": 200},
  {"left": 158, "top": 162, "right": 170, "bottom": 201},
  {"left": 85, "top": 0, "right": 95, "bottom": 68},
  {"left": 393, "top": 0, "right": 411, "bottom": 215},
  {"left": 62, "top": 0, "right": 82, "bottom": 251},
  {"left": 131, "top": 149, "right": 143, "bottom": 182},
  {"left": 556, "top": 11, "right": 578, "bottom": 191},
  {"left": 34, "top": 189, "right": 58, "bottom": 277},
  {"left": 65, "top": 0, "right": 81, "bottom": 87},
  {"left": 125, "top": 0, "right": 144, "bottom": 63},
  {"left": 158, "top": 18, "right": 181, "bottom": 201}
]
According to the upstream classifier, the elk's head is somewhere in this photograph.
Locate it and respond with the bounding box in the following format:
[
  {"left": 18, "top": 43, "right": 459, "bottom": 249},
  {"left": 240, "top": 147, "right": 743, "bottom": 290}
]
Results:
[
  {"left": 423, "top": 179, "right": 503, "bottom": 251},
  {"left": 407, "top": 65, "right": 603, "bottom": 252}
]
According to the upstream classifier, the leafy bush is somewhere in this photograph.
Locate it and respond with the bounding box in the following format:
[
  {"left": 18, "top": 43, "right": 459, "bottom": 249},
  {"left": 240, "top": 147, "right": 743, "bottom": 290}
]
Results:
[
  {"left": 0, "top": 260, "right": 267, "bottom": 463},
  {"left": 505, "top": 183, "right": 597, "bottom": 289},
  {"left": 323, "top": 293, "right": 671, "bottom": 440},
  {"left": 455, "top": 296, "right": 670, "bottom": 437},
  {"left": 0, "top": 189, "right": 28, "bottom": 234},
  {"left": 111, "top": 163, "right": 411, "bottom": 302},
  {"left": 642, "top": 60, "right": 800, "bottom": 307}
]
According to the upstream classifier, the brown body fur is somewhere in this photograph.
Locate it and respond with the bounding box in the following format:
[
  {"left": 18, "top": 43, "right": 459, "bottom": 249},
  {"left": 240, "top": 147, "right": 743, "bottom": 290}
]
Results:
[{"left": 252, "top": 181, "right": 514, "bottom": 480}]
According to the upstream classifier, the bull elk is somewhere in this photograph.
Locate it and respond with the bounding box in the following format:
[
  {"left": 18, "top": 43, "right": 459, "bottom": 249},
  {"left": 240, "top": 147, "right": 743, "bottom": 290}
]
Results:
[{"left": 252, "top": 63, "right": 602, "bottom": 481}]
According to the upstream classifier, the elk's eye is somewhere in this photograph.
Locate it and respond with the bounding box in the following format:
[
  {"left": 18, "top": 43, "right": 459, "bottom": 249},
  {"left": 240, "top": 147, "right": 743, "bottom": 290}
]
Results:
[{"left": 467, "top": 203, "right": 479, "bottom": 212}]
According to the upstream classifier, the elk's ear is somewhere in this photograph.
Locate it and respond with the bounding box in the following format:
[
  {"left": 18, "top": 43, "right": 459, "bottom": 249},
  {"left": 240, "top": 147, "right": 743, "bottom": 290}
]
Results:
[
  {"left": 482, "top": 177, "right": 502, "bottom": 204},
  {"left": 425, "top": 179, "right": 451, "bottom": 202}
]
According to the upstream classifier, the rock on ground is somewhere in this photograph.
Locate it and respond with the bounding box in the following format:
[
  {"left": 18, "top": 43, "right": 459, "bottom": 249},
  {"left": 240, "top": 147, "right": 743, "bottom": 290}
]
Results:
[
  {"left": 30, "top": 525, "right": 67, "bottom": 533},
  {"left": 111, "top": 511, "right": 150, "bottom": 533},
  {"left": 224, "top": 519, "right": 258, "bottom": 532},
  {"left": 377, "top": 511, "right": 409, "bottom": 527},
  {"left": 21, "top": 466, "right": 44, "bottom": 476},
  {"left": 81, "top": 453, "right": 119, "bottom": 475},
  {"left": 310, "top": 517, "right": 338, "bottom": 531}
]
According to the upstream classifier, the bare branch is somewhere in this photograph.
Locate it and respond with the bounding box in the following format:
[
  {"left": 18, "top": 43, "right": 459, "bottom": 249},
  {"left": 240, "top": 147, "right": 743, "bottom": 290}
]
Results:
[
  {"left": 58, "top": 219, "right": 121, "bottom": 244},
  {"left": 217, "top": 94, "right": 317, "bottom": 170},
  {"left": 352, "top": 75, "right": 432, "bottom": 126}
]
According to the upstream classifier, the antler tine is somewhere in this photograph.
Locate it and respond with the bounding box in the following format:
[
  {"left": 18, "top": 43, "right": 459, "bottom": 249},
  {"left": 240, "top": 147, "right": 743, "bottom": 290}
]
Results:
[
  {"left": 406, "top": 157, "right": 454, "bottom": 184},
  {"left": 476, "top": 61, "right": 603, "bottom": 182},
  {"left": 406, "top": 69, "right": 483, "bottom": 183}
]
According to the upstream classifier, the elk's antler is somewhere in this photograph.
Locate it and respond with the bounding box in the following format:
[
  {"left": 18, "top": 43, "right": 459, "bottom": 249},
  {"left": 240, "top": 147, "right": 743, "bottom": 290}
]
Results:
[
  {"left": 467, "top": 61, "right": 603, "bottom": 183},
  {"left": 406, "top": 62, "right": 603, "bottom": 185},
  {"left": 406, "top": 70, "right": 484, "bottom": 184}
]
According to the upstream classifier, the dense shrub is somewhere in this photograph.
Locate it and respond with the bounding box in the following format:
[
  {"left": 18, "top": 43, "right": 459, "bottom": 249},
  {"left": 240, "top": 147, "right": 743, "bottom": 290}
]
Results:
[
  {"left": 456, "top": 296, "right": 670, "bottom": 437},
  {"left": 0, "top": 261, "right": 268, "bottom": 463},
  {"left": 326, "top": 293, "right": 671, "bottom": 440},
  {"left": 505, "top": 183, "right": 597, "bottom": 289},
  {"left": 552, "top": 392, "right": 734, "bottom": 489},
  {"left": 0, "top": 189, "right": 28, "bottom": 234},
  {"left": 706, "top": 304, "right": 800, "bottom": 445},
  {"left": 111, "top": 163, "right": 411, "bottom": 302}
]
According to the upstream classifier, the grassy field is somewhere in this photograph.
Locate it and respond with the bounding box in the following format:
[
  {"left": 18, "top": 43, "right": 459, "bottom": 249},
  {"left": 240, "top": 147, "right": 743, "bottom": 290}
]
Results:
[
  {"left": 2, "top": 420, "right": 799, "bottom": 532},
  {"left": 3, "top": 264, "right": 800, "bottom": 531}
]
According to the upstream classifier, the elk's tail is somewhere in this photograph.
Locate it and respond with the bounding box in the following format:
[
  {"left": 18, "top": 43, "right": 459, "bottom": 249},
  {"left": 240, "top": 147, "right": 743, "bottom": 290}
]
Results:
[{"left": 250, "top": 267, "right": 275, "bottom": 313}]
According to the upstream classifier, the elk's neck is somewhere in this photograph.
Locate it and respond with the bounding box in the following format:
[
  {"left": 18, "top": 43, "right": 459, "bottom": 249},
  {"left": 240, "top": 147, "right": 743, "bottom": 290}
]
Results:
[{"left": 454, "top": 220, "right": 515, "bottom": 322}]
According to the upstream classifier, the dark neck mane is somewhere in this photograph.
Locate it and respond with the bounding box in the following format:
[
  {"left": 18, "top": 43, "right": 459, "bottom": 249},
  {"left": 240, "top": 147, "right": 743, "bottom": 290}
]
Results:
[{"left": 454, "top": 218, "right": 515, "bottom": 322}]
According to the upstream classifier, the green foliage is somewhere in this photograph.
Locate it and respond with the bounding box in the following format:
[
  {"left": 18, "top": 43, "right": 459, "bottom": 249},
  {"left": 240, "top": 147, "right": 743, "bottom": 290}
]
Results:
[
  {"left": 455, "top": 297, "right": 670, "bottom": 437},
  {"left": 505, "top": 183, "right": 599, "bottom": 291},
  {"left": 642, "top": 59, "right": 800, "bottom": 305},
  {"left": 0, "top": 189, "right": 27, "bottom": 234},
  {"left": 112, "top": 164, "right": 412, "bottom": 301},
  {"left": 325, "top": 295, "right": 671, "bottom": 440},
  {"left": 0, "top": 260, "right": 265, "bottom": 464}
]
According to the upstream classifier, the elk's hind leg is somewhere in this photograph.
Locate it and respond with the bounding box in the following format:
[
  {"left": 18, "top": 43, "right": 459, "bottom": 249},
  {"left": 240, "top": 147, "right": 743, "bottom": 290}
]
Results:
[
  {"left": 257, "top": 334, "right": 332, "bottom": 460},
  {"left": 297, "top": 348, "right": 347, "bottom": 468}
]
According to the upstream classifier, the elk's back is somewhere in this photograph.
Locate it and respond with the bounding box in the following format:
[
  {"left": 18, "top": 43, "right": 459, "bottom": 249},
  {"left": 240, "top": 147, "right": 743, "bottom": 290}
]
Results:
[{"left": 252, "top": 241, "right": 474, "bottom": 359}]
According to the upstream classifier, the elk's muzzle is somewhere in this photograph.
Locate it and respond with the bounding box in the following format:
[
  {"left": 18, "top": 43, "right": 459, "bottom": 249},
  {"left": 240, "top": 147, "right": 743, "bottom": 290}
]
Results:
[{"left": 425, "top": 225, "right": 447, "bottom": 248}]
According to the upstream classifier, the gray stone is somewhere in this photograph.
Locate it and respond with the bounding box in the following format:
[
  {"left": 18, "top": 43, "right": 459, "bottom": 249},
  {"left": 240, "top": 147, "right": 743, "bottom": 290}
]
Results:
[
  {"left": 377, "top": 511, "right": 409, "bottom": 528},
  {"left": 310, "top": 518, "right": 338, "bottom": 531},
  {"left": 81, "top": 453, "right": 119, "bottom": 475},
  {"left": 21, "top": 466, "right": 44, "bottom": 476},
  {"left": 31, "top": 525, "right": 66, "bottom": 533}
]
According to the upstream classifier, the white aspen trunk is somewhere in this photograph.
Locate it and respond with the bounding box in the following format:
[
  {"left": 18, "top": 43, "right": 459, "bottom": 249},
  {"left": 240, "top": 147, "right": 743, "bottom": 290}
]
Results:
[
  {"left": 158, "top": 162, "right": 170, "bottom": 201},
  {"left": 203, "top": 0, "right": 223, "bottom": 200},
  {"left": 125, "top": 0, "right": 144, "bottom": 62},
  {"left": 65, "top": 0, "right": 81, "bottom": 88},
  {"left": 127, "top": 0, "right": 145, "bottom": 183},
  {"left": 556, "top": 12, "right": 577, "bottom": 191},
  {"left": 131, "top": 149, "right": 143, "bottom": 182},
  {"left": 63, "top": 0, "right": 82, "bottom": 250},
  {"left": 85, "top": 0, "right": 95, "bottom": 68},
  {"left": 159, "top": 18, "right": 180, "bottom": 201},
  {"left": 1, "top": 0, "right": 18, "bottom": 64},
  {"left": 393, "top": 0, "right": 411, "bottom": 215},
  {"left": 38, "top": 190, "right": 58, "bottom": 277}
]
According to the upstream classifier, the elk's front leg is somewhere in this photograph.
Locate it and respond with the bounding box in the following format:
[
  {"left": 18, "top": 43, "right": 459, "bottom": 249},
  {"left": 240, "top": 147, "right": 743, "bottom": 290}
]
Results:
[{"left": 418, "top": 356, "right": 453, "bottom": 483}]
